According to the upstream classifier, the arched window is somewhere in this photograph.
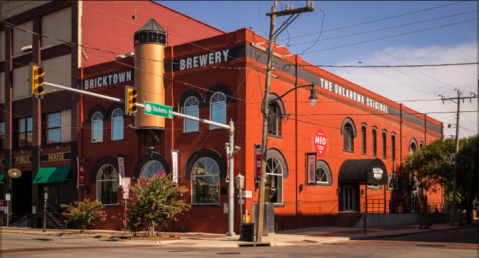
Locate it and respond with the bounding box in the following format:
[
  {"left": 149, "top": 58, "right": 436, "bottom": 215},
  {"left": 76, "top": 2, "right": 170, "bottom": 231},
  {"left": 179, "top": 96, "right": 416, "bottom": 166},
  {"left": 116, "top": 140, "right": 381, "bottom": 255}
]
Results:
[
  {"left": 210, "top": 92, "right": 227, "bottom": 129},
  {"left": 391, "top": 134, "right": 396, "bottom": 161},
  {"left": 372, "top": 128, "right": 377, "bottom": 157},
  {"left": 410, "top": 139, "right": 418, "bottom": 154},
  {"left": 184, "top": 97, "right": 199, "bottom": 132},
  {"left": 267, "top": 101, "right": 282, "bottom": 136},
  {"left": 265, "top": 157, "right": 283, "bottom": 204},
  {"left": 361, "top": 126, "right": 367, "bottom": 155},
  {"left": 315, "top": 160, "right": 332, "bottom": 186},
  {"left": 192, "top": 158, "right": 220, "bottom": 204},
  {"left": 343, "top": 123, "right": 354, "bottom": 152},
  {"left": 419, "top": 141, "right": 424, "bottom": 149},
  {"left": 140, "top": 160, "right": 166, "bottom": 178},
  {"left": 388, "top": 171, "right": 399, "bottom": 191},
  {"left": 96, "top": 165, "right": 118, "bottom": 204},
  {"left": 92, "top": 112, "right": 103, "bottom": 143},
  {"left": 111, "top": 109, "right": 123, "bottom": 141},
  {"left": 382, "top": 130, "right": 387, "bottom": 159}
]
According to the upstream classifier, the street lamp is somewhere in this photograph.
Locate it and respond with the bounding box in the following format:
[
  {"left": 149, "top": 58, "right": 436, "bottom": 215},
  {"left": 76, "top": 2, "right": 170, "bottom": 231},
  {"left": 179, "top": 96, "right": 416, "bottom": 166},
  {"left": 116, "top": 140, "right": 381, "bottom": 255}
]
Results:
[
  {"left": 235, "top": 173, "right": 245, "bottom": 224},
  {"left": 43, "top": 193, "right": 48, "bottom": 232},
  {"left": 269, "top": 84, "right": 318, "bottom": 106}
]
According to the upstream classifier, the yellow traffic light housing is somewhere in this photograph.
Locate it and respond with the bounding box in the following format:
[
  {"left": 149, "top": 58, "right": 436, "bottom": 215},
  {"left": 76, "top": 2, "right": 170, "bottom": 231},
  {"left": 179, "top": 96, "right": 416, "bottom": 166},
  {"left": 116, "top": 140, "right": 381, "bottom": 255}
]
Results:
[
  {"left": 30, "top": 62, "right": 46, "bottom": 97},
  {"left": 125, "top": 86, "right": 138, "bottom": 116}
]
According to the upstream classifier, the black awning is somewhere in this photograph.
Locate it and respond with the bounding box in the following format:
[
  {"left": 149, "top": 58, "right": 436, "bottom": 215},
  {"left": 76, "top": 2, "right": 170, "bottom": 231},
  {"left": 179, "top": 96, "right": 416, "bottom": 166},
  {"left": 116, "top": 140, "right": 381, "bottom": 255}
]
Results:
[{"left": 338, "top": 159, "right": 388, "bottom": 185}]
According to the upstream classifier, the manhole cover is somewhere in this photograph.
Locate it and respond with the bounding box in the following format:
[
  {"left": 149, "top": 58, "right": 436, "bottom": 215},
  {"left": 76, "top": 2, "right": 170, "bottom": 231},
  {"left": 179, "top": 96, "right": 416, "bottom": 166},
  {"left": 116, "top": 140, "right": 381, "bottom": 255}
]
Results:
[{"left": 217, "top": 252, "right": 241, "bottom": 255}]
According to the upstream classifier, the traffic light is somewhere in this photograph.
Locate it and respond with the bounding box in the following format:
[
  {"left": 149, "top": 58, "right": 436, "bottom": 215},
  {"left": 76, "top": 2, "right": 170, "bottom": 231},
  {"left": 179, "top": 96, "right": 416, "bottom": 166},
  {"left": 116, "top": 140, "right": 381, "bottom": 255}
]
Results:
[
  {"left": 125, "top": 86, "right": 138, "bottom": 115},
  {"left": 30, "top": 62, "right": 46, "bottom": 97}
]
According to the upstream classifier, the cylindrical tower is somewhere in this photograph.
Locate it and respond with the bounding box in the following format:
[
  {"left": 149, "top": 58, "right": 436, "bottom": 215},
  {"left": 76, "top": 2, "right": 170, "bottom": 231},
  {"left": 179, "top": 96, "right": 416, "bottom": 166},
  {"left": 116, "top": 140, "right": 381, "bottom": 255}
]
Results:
[{"left": 134, "top": 19, "right": 166, "bottom": 128}]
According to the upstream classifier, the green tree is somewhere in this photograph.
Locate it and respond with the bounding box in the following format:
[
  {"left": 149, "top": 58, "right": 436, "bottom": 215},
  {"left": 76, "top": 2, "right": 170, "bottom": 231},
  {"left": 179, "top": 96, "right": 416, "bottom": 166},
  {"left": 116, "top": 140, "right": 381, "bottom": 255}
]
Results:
[
  {"left": 61, "top": 199, "right": 107, "bottom": 233},
  {"left": 120, "top": 171, "right": 190, "bottom": 236},
  {"left": 405, "top": 134, "right": 479, "bottom": 224}
]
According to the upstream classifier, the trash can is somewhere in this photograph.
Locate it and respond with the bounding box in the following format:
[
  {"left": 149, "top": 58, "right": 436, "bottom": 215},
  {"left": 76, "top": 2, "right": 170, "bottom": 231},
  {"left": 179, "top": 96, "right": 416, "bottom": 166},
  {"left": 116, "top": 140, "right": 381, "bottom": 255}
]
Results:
[
  {"left": 239, "top": 223, "right": 255, "bottom": 242},
  {"left": 251, "top": 203, "right": 274, "bottom": 236}
]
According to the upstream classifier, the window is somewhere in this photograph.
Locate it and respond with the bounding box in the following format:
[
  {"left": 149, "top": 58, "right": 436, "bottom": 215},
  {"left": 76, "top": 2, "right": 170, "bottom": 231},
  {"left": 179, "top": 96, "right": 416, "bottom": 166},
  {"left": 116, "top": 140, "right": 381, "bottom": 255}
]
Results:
[
  {"left": 372, "top": 129, "right": 377, "bottom": 157},
  {"left": 388, "top": 172, "right": 399, "bottom": 191},
  {"left": 16, "top": 117, "right": 32, "bottom": 147},
  {"left": 316, "top": 167, "right": 328, "bottom": 183},
  {"left": 92, "top": 112, "right": 103, "bottom": 143},
  {"left": 410, "top": 139, "right": 418, "bottom": 154},
  {"left": 96, "top": 165, "right": 118, "bottom": 205},
  {"left": 184, "top": 97, "right": 199, "bottom": 132},
  {"left": 13, "top": 66, "right": 30, "bottom": 100},
  {"left": 314, "top": 160, "right": 332, "bottom": 186},
  {"left": 0, "top": 122, "right": 4, "bottom": 149},
  {"left": 0, "top": 30, "right": 4, "bottom": 61},
  {"left": 42, "top": 55, "right": 72, "bottom": 92},
  {"left": 0, "top": 72, "right": 4, "bottom": 104},
  {"left": 12, "top": 20, "right": 32, "bottom": 57},
  {"left": 41, "top": 7, "right": 72, "bottom": 47},
  {"left": 192, "top": 158, "right": 220, "bottom": 204},
  {"left": 210, "top": 92, "right": 226, "bottom": 129},
  {"left": 410, "top": 177, "right": 419, "bottom": 192},
  {"left": 361, "top": 126, "right": 367, "bottom": 154},
  {"left": 265, "top": 157, "right": 283, "bottom": 204},
  {"left": 382, "top": 131, "right": 387, "bottom": 159},
  {"left": 44, "top": 112, "right": 61, "bottom": 144},
  {"left": 111, "top": 109, "right": 124, "bottom": 141},
  {"left": 343, "top": 124, "right": 354, "bottom": 152},
  {"left": 140, "top": 160, "right": 166, "bottom": 179},
  {"left": 267, "top": 102, "right": 282, "bottom": 136},
  {"left": 391, "top": 135, "right": 396, "bottom": 161},
  {"left": 367, "top": 184, "right": 381, "bottom": 190},
  {"left": 420, "top": 141, "right": 424, "bottom": 149}
]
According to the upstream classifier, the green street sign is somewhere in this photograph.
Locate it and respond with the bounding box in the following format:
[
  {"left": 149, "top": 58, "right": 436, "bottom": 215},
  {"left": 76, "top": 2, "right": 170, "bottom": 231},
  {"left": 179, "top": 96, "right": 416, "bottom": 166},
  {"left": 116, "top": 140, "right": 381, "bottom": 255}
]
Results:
[{"left": 144, "top": 101, "right": 173, "bottom": 119}]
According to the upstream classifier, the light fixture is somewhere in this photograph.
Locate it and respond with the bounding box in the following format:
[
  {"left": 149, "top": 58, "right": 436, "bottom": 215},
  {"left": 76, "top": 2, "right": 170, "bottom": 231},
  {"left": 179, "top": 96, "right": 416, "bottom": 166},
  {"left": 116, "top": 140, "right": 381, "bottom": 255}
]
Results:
[
  {"left": 21, "top": 45, "right": 33, "bottom": 52},
  {"left": 309, "top": 87, "right": 318, "bottom": 107},
  {"left": 235, "top": 173, "right": 245, "bottom": 190}
]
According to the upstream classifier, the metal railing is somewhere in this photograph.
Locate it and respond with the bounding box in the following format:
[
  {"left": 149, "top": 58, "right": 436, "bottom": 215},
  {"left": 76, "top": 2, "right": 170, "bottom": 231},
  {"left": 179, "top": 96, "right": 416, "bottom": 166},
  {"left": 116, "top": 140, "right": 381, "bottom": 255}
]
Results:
[
  {"left": 349, "top": 203, "right": 365, "bottom": 227},
  {"left": 46, "top": 202, "right": 67, "bottom": 229}
]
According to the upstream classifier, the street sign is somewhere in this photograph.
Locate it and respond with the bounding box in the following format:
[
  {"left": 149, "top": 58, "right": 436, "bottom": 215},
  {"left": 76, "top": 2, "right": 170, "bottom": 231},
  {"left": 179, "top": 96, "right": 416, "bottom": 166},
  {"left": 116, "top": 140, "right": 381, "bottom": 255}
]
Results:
[
  {"left": 144, "top": 101, "right": 173, "bottom": 119},
  {"left": 122, "top": 177, "right": 131, "bottom": 188},
  {"left": 238, "top": 190, "right": 253, "bottom": 199},
  {"left": 5, "top": 194, "right": 10, "bottom": 201},
  {"left": 123, "top": 192, "right": 129, "bottom": 199}
]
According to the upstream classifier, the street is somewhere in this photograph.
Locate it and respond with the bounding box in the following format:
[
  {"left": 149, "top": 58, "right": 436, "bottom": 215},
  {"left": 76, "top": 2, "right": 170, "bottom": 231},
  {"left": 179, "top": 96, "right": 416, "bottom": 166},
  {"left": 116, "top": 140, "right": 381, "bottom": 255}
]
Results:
[{"left": 1, "top": 227, "right": 477, "bottom": 257}]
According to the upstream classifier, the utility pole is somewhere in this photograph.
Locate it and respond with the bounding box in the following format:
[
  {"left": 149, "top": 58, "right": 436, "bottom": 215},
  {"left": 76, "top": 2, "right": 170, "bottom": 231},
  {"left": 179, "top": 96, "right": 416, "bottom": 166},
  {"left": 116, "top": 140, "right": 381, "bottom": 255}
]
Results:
[
  {"left": 451, "top": 90, "right": 460, "bottom": 226},
  {"left": 256, "top": 1, "right": 314, "bottom": 242}
]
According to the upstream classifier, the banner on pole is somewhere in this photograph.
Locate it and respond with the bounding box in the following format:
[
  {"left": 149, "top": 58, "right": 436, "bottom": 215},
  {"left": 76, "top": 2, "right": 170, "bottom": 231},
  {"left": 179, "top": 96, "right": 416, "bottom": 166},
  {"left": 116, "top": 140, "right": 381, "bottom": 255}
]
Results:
[
  {"left": 226, "top": 145, "right": 230, "bottom": 183},
  {"left": 77, "top": 157, "right": 87, "bottom": 188},
  {"left": 171, "top": 149, "right": 179, "bottom": 185},
  {"left": 255, "top": 144, "right": 262, "bottom": 181},
  {"left": 306, "top": 153, "right": 317, "bottom": 185},
  {"left": 117, "top": 155, "right": 126, "bottom": 187}
]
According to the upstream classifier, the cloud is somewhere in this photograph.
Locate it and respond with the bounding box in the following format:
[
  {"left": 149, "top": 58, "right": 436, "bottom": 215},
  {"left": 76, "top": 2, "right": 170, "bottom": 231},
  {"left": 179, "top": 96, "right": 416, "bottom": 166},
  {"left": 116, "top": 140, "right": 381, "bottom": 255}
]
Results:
[{"left": 325, "top": 42, "right": 478, "bottom": 138}]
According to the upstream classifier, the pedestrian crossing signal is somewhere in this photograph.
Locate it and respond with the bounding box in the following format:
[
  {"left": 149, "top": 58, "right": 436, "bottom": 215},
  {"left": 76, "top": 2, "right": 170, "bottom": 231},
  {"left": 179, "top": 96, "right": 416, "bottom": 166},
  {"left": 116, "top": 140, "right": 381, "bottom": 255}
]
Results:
[
  {"left": 125, "top": 86, "right": 138, "bottom": 115},
  {"left": 30, "top": 62, "right": 45, "bottom": 97}
]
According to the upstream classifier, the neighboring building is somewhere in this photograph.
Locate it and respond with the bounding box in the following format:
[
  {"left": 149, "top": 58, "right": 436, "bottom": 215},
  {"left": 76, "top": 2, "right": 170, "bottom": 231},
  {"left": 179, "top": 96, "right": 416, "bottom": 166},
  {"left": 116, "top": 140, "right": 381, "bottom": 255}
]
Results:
[{"left": 1, "top": 1, "right": 444, "bottom": 233}]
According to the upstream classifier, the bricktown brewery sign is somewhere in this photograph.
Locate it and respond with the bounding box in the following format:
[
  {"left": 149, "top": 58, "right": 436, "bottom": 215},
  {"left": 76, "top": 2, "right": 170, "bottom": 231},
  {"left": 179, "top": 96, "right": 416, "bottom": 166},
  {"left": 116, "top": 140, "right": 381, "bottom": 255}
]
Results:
[
  {"left": 81, "top": 70, "right": 134, "bottom": 90},
  {"left": 0, "top": 152, "right": 72, "bottom": 166},
  {"left": 173, "top": 47, "right": 237, "bottom": 72}
]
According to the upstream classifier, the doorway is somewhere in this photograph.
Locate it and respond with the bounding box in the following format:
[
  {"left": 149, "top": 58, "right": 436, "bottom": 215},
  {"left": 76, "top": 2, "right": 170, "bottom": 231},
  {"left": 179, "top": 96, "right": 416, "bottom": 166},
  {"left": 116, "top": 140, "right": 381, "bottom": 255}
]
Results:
[
  {"left": 11, "top": 171, "right": 32, "bottom": 215},
  {"left": 343, "top": 185, "right": 355, "bottom": 212}
]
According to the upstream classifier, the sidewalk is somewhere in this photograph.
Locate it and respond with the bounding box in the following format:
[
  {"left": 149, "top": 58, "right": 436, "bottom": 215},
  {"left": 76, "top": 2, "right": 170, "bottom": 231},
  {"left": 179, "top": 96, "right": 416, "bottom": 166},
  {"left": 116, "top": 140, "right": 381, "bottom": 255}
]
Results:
[{"left": 1, "top": 223, "right": 475, "bottom": 248}]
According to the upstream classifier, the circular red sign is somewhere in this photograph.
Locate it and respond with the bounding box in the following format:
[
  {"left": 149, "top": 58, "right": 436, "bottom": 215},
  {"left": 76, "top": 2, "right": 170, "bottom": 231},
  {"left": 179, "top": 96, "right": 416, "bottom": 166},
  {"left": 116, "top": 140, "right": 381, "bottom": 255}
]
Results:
[{"left": 314, "top": 129, "right": 328, "bottom": 156}]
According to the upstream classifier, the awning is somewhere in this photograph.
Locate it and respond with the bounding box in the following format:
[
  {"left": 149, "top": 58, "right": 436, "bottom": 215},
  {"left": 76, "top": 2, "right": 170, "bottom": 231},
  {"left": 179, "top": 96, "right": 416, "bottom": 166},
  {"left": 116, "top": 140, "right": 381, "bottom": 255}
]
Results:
[
  {"left": 33, "top": 166, "right": 71, "bottom": 184},
  {"left": 338, "top": 159, "right": 388, "bottom": 185},
  {"left": 0, "top": 171, "right": 4, "bottom": 182}
]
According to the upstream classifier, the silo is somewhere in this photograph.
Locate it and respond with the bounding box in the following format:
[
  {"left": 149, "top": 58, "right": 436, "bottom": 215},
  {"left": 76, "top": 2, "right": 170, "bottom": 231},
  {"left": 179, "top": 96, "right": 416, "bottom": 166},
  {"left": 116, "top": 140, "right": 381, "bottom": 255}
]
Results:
[{"left": 134, "top": 19, "right": 166, "bottom": 128}]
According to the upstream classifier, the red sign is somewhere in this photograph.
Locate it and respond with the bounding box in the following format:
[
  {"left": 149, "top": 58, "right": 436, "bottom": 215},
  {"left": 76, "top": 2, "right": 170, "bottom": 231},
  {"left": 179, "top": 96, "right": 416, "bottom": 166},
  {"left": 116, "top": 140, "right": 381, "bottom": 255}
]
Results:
[
  {"left": 77, "top": 157, "right": 87, "bottom": 188},
  {"left": 255, "top": 144, "right": 262, "bottom": 181},
  {"left": 314, "top": 129, "right": 328, "bottom": 156},
  {"left": 0, "top": 200, "right": 4, "bottom": 207}
]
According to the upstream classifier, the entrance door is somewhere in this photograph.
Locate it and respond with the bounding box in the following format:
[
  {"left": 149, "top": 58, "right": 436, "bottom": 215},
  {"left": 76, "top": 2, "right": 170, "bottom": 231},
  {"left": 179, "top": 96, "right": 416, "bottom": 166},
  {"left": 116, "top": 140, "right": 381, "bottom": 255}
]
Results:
[
  {"left": 411, "top": 192, "right": 418, "bottom": 212},
  {"left": 12, "top": 171, "right": 32, "bottom": 215},
  {"left": 343, "top": 185, "right": 355, "bottom": 212}
]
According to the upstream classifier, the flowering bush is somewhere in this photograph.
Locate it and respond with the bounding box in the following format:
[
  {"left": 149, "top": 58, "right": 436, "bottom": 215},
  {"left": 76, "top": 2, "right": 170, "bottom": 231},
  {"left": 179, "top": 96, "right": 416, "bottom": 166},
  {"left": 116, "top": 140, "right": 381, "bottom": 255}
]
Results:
[
  {"left": 61, "top": 199, "right": 107, "bottom": 233},
  {"left": 120, "top": 171, "right": 190, "bottom": 236}
]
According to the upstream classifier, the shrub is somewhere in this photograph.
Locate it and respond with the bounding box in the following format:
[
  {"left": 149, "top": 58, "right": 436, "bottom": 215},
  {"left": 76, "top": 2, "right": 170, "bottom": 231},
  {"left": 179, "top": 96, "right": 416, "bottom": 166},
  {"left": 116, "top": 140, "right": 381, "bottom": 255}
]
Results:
[{"left": 61, "top": 199, "right": 107, "bottom": 233}]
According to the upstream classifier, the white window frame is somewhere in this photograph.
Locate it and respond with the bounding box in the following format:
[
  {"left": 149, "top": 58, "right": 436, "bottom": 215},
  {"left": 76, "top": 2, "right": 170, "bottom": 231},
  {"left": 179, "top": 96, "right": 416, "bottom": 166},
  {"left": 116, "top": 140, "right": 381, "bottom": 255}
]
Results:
[
  {"left": 210, "top": 92, "right": 227, "bottom": 129},
  {"left": 184, "top": 96, "right": 199, "bottom": 132},
  {"left": 316, "top": 167, "right": 329, "bottom": 185},
  {"left": 96, "top": 164, "right": 118, "bottom": 205},
  {"left": 191, "top": 157, "right": 220, "bottom": 205},
  {"left": 140, "top": 160, "right": 166, "bottom": 179},
  {"left": 91, "top": 112, "right": 103, "bottom": 143},
  {"left": 388, "top": 172, "right": 399, "bottom": 191},
  {"left": 111, "top": 108, "right": 124, "bottom": 141},
  {"left": 265, "top": 157, "right": 283, "bottom": 204}
]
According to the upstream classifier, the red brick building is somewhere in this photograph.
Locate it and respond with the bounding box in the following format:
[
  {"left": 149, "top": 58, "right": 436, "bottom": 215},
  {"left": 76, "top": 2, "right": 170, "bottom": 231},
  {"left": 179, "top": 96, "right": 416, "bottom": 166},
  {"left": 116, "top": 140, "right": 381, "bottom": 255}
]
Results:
[{"left": 1, "top": 1, "right": 443, "bottom": 233}]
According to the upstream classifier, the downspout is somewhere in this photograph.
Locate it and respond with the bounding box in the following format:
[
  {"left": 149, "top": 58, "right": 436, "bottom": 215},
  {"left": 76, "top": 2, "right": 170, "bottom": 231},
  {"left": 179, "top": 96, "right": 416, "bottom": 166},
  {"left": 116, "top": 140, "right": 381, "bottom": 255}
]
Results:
[{"left": 295, "top": 55, "right": 299, "bottom": 229}]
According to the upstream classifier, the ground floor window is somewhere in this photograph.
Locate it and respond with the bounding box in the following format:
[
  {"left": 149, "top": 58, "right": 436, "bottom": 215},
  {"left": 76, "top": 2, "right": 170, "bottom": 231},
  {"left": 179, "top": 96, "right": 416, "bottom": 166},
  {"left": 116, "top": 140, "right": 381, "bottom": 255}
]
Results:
[
  {"left": 265, "top": 157, "right": 283, "bottom": 204},
  {"left": 97, "top": 165, "right": 118, "bottom": 205},
  {"left": 192, "top": 158, "right": 220, "bottom": 204},
  {"left": 140, "top": 160, "right": 166, "bottom": 178}
]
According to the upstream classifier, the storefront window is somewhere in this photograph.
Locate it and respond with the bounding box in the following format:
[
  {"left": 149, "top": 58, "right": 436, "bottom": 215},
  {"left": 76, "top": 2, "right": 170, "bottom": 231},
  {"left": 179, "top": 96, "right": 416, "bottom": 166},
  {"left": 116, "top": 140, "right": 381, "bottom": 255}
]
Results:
[
  {"left": 45, "top": 112, "right": 61, "bottom": 143},
  {"left": 92, "top": 112, "right": 103, "bottom": 143},
  {"left": 141, "top": 160, "right": 165, "bottom": 178},
  {"left": 210, "top": 92, "right": 226, "bottom": 129},
  {"left": 0, "top": 122, "right": 4, "bottom": 149},
  {"left": 97, "top": 165, "right": 118, "bottom": 205},
  {"left": 184, "top": 97, "right": 199, "bottom": 132},
  {"left": 265, "top": 157, "right": 283, "bottom": 204},
  {"left": 267, "top": 102, "right": 281, "bottom": 136},
  {"left": 111, "top": 109, "right": 123, "bottom": 141},
  {"left": 343, "top": 123, "right": 354, "bottom": 151},
  {"left": 192, "top": 158, "right": 220, "bottom": 204}
]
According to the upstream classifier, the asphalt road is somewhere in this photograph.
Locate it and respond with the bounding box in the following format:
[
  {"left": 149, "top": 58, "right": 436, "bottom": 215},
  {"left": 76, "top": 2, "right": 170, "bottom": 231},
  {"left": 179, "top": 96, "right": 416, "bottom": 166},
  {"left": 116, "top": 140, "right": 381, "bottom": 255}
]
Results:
[{"left": 1, "top": 227, "right": 477, "bottom": 257}]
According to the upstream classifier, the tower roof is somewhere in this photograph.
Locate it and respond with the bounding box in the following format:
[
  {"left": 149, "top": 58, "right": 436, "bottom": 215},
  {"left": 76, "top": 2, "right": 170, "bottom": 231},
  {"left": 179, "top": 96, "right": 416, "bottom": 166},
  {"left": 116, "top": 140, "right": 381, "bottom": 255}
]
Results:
[{"left": 136, "top": 18, "right": 165, "bottom": 33}]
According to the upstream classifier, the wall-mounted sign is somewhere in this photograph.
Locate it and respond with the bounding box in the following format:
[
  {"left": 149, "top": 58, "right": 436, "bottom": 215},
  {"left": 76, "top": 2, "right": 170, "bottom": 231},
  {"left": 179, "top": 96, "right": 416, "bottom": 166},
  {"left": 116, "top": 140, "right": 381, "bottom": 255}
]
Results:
[
  {"left": 373, "top": 167, "right": 383, "bottom": 179},
  {"left": 174, "top": 47, "right": 238, "bottom": 72},
  {"left": 171, "top": 149, "right": 179, "bottom": 185},
  {"left": 307, "top": 153, "right": 317, "bottom": 185},
  {"left": 314, "top": 129, "right": 328, "bottom": 156},
  {"left": 0, "top": 158, "right": 3, "bottom": 166},
  {"left": 77, "top": 157, "right": 87, "bottom": 189},
  {"left": 255, "top": 144, "right": 262, "bottom": 181},
  {"left": 8, "top": 168, "right": 22, "bottom": 178},
  {"left": 8, "top": 152, "right": 72, "bottom": 165},
  {"left": 117, "top": 155, "right": 126, "bottom": 187},
  {"left": 81, "top": 69, "right": 134, "bottom": 90}
]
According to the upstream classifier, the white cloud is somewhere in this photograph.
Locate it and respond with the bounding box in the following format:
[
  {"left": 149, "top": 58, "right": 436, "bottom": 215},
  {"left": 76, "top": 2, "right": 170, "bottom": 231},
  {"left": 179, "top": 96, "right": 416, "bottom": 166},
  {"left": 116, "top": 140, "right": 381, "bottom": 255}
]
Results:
[{"left": 325, "top": 42, "right": 478, "bottom": 138}]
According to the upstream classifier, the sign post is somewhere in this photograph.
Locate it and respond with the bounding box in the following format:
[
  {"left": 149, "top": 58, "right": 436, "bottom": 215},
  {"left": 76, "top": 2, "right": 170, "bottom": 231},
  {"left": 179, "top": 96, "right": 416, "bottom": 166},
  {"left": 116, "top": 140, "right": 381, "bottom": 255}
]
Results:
[
  {"left": 122, "top": 178, "right": 131, "bottom": 235},
  {"left": 6, "top": 193, "right": 10, "bottom": 229}
]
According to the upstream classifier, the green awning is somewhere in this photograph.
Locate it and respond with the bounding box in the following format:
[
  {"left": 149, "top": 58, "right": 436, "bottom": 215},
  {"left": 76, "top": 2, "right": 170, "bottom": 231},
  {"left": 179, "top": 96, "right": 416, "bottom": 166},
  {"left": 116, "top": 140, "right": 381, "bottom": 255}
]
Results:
[
  {"left": 33, "top": 166, "right": 71, "bottom": 184},
  {"left": 0, "top": 172, "right": 4, "bottom": 182}
]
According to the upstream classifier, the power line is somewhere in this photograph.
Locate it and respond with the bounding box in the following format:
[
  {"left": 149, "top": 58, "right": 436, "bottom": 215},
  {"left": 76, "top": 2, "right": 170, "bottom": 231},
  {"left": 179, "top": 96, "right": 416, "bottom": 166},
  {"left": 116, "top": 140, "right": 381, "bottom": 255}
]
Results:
[
  {"left": 292, "top": 62, "right": 479, "bottom": 68},
  {"left": 287, "top": 110, "right": 478, "bottom": 116}
]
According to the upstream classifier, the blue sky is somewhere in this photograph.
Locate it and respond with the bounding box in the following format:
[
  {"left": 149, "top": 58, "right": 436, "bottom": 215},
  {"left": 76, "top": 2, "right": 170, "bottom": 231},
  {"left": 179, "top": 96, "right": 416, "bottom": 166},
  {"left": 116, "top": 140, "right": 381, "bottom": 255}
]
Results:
[{"left": 159, "top": 1, "right": 478, "bottom": 138}]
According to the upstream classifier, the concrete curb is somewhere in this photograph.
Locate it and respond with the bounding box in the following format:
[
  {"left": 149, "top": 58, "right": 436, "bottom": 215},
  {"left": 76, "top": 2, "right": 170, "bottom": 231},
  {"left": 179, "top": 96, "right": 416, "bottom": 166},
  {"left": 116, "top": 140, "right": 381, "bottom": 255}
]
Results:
[
  {"left": 349, "top": 225, "right": 477, "bottom": 240},
  {"left": 1, "top": 230, "right": 132, "bottom": 240}
]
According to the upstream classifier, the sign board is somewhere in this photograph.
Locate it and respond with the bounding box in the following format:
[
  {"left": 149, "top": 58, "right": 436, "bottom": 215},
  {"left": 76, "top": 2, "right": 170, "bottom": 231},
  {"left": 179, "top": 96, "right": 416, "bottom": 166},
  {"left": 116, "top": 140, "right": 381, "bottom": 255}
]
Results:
[
  {"left": 307, "top": 153, "right": 317, "bottom": 185},
  {"left": 5, "top": 194, "right": 11, "bottom": 201},
  {"left": 255, "top": 144, "right": 262, "bottom": 181},
  {"left": 373, "top": 168, "right": 383, "bottom": 179},
  {"left": 123, "top": 192, "right": 129, "bottom": 199},
  {"left": 117, "top": 155, "right": 126, "bottom": 186},
  {"left": 238, "top": 190, "right": 253, "bottom": 199},
  {"left": 223, "top": 203, "right": 229, "bottom": 213},
  {"left": 314, "top": 129, "right": 328, "bottom": 156},
  {"left": 8, "top": 168, "right": 22, "bottom": 178},
  {"left": 144, "top": 101, "right": 173, "bottom": 119},
  {"left": 0, "top": 200, "right": 4, "bottom": 207},
  {"left": 171, "top": 150, "right": 179, "bottom": 185},
  {"left": 122, "top": 177, "right": 131, "bottom": 188},
  {"left": 77, "top": 157, "right": 87, "bottom": 188}
]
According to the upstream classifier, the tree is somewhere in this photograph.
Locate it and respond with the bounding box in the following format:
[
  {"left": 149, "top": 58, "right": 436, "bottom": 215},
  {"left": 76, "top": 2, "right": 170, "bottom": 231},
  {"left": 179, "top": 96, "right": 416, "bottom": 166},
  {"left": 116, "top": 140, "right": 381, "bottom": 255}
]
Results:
[
  {"left": 405, "top": 134, "right": 479, "bottom": 224},
  {"left": 61, "top": 199, "right": 107, "bottom": 233},
  {"left": 120, "top": 171, "right": 190, "bottom": 236}
]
